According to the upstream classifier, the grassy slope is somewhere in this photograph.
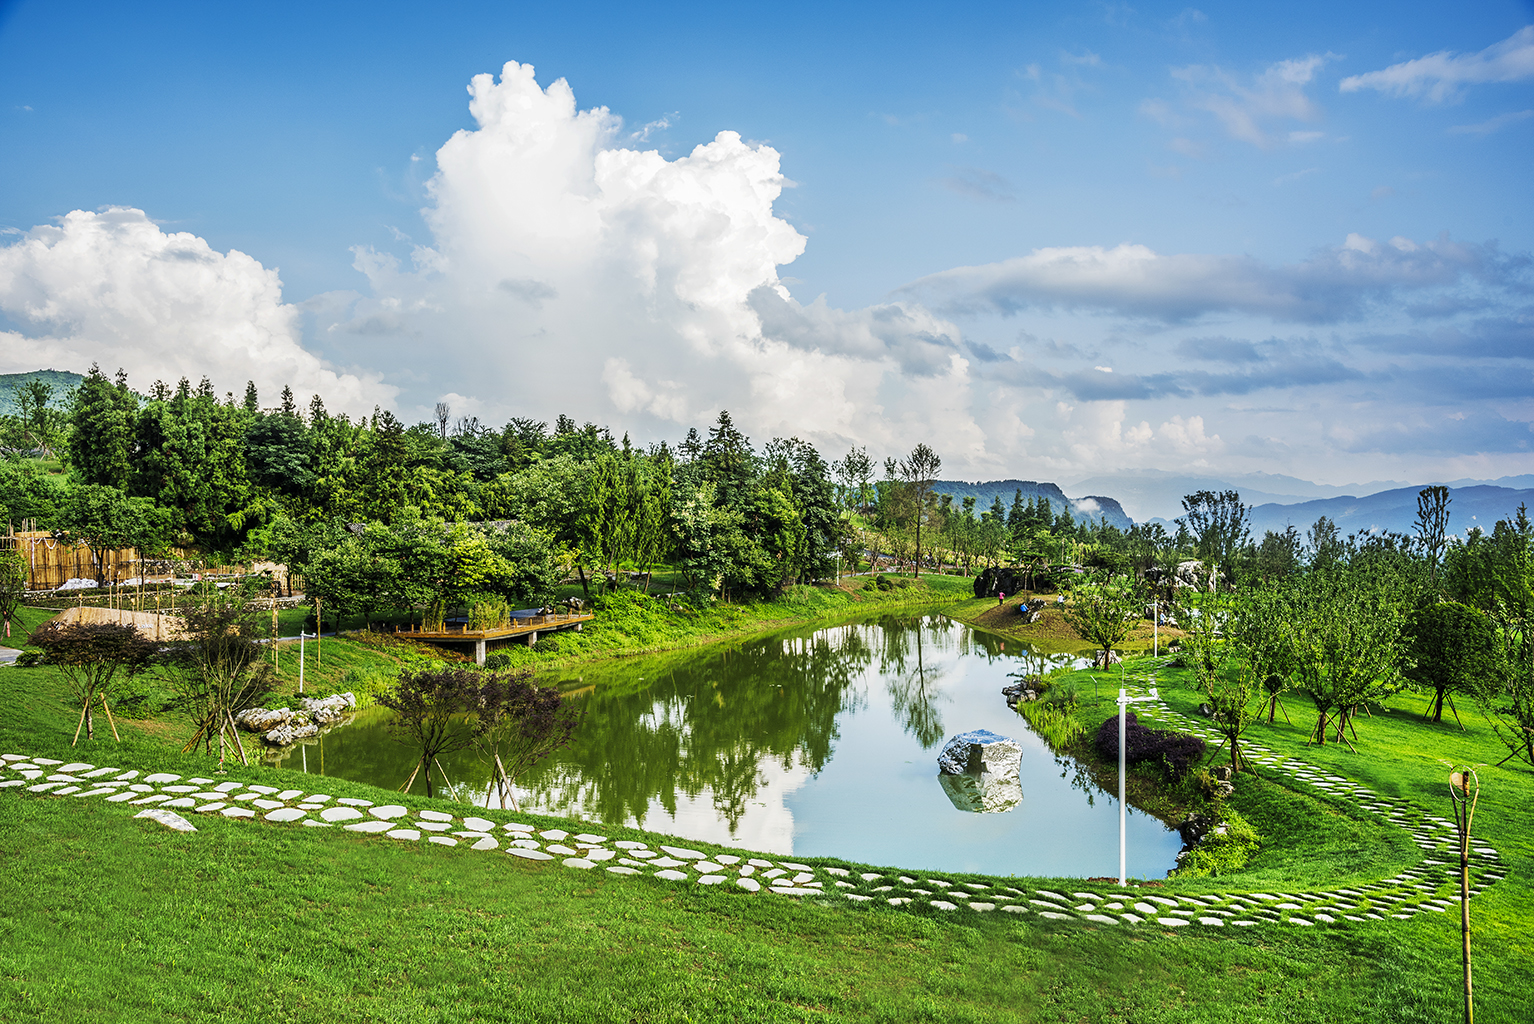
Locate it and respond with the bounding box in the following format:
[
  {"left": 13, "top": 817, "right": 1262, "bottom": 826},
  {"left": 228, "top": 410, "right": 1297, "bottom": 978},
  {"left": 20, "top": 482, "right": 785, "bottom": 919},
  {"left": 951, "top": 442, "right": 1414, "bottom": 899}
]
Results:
[
  {"left": 1, "top": 602, "right": 1531, "bottom": 1021},
  {"left": 948, "top": 592, "right": 1187, "bottom": 657}
]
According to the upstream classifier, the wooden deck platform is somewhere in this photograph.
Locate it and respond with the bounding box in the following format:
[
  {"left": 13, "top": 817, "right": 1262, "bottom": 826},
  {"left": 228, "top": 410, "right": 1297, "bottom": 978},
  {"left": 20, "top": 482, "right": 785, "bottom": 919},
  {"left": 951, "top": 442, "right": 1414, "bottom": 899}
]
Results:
[{"left": 395, "top": 612, "right": 594, "bottom": 664}]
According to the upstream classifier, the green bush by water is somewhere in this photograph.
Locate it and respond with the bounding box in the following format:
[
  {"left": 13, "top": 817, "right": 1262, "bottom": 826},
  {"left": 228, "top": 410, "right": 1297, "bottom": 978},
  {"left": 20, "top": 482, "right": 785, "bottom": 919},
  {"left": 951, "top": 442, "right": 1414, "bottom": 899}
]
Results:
[{"left": 1173, "top": 807, "right": 1261, "bottom": 878}]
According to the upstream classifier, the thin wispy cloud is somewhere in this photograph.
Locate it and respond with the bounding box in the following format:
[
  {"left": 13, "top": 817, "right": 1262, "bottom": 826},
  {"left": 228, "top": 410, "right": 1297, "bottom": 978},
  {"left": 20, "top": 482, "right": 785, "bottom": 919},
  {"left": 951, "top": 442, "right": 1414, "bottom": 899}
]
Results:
[
  {"left": 1340, "top": 26, "right": 1534, "bottom": 104},
  {"left": 1448, "top": 109, "right": 1534, "bottom": 135},
  {"left": 936, "top": 167, "right": 1017, "bottom": 203}
]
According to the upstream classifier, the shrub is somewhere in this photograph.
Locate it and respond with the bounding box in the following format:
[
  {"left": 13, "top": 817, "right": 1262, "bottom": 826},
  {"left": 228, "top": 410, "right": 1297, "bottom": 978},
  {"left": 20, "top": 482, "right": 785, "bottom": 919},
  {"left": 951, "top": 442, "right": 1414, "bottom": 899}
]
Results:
[
  {"left": 1173, "top": 808, "right": 1260, "bottom": 878},
  {"left": 532, "top": 637, "right": 561, "bottom": 654},
  {"left": 1095, "top": 711, "right": 1205, "bottom": 780},
  {"left": 484, "top": 652, "right": 515, "bottom": 671}
]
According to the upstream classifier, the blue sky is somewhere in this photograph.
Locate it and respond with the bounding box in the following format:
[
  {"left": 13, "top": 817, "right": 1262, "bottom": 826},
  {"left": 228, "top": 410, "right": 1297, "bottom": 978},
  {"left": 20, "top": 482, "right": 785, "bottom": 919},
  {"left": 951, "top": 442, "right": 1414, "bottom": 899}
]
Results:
[{"left": 2, "top": 0, "right": 1532, "bottom": 488}]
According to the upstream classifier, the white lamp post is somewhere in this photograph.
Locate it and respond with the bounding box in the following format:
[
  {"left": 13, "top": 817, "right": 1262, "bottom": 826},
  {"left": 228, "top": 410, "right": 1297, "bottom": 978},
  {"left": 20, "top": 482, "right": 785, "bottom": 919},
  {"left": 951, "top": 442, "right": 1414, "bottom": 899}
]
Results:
[{"left": 1118, "top": 682, "right": 1161, "bottom": 885}]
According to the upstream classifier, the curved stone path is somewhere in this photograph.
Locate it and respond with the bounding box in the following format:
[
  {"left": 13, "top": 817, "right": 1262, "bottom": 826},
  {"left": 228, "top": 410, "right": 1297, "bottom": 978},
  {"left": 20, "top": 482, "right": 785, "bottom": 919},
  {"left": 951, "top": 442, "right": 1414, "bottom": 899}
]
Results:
[{"left": 0, "top": 664, "right": 1507, "bottom": 929}]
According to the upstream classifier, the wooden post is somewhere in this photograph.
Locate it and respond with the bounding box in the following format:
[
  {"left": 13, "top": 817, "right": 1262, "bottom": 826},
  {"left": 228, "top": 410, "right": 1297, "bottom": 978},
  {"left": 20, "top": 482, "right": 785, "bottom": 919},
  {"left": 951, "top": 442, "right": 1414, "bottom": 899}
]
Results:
[{"left": 272, "top": 596, "right": 280, "bottom": 670}]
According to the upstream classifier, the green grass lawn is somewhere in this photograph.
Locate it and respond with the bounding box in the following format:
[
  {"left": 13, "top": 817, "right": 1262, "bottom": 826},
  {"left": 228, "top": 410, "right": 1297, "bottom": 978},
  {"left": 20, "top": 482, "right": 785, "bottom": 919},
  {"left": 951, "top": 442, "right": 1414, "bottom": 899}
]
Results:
[{"left": 2, "top": 602, "right": 1532, "bottom": 1021}]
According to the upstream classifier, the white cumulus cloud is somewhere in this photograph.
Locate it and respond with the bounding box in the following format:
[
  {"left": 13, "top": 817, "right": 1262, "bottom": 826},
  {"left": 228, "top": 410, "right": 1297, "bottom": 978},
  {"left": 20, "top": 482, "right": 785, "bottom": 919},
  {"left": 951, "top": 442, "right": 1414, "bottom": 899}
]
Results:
[{"left": 0, "top": 207, "right": 395, "bottom": 414}]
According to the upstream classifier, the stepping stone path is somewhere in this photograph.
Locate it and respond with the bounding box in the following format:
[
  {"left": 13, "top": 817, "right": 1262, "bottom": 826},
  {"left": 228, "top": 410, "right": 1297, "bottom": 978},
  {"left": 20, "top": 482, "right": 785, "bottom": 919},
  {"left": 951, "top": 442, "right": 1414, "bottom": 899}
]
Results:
[{"left": 0, "top": 669, "right": 1507, "bottom": 930}]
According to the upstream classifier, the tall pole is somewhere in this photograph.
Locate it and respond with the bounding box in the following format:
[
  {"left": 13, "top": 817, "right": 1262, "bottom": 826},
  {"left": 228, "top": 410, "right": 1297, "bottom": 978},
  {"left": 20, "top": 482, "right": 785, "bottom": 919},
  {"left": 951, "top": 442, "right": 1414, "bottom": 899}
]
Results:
[
  {"left": 299, "top": 631, "right": 305, "bottom": 695},
  {"left": 1119, "top": 689, "right": 1128, "bottom": 886}
]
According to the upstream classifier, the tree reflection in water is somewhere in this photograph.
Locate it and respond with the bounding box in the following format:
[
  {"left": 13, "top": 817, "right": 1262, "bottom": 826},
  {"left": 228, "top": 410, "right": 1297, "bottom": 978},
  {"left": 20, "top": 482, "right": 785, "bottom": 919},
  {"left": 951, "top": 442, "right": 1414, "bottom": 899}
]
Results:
[
  {"left": 880, "top": 614, "right": 951, "bottom": 748},
  {"left": 520, "top": 623, "right": 874, "bottom": 833}
]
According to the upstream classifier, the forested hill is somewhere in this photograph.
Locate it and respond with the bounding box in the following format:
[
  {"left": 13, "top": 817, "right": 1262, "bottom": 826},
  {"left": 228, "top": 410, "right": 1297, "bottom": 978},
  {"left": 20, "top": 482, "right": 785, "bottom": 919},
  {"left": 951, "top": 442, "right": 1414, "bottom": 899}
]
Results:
[
  {"left": 0, "top": 369, "right": 81, "bottom": 416},
  {"left": 935, "top": 479, "right": 1133, "bottom": 529}
]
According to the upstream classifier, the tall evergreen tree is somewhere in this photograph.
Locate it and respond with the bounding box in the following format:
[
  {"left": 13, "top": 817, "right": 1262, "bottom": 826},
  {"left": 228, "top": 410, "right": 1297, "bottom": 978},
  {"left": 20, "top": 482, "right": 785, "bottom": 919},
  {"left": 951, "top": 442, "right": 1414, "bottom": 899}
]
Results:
[{"left": 66, "top": 365, "right": 137, "bottom": 488}]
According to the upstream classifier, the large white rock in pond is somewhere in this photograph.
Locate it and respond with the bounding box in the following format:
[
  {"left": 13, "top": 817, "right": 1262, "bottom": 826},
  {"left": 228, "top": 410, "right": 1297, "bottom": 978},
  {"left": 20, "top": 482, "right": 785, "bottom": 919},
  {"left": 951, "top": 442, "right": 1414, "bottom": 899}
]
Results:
[{"left": 937, "top": 730, "right": 1022, "bottom": 777}]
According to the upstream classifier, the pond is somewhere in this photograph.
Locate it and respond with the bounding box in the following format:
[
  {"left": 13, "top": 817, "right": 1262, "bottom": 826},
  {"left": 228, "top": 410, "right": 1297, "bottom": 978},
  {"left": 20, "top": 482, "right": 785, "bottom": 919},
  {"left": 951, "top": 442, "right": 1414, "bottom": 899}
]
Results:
[{"left": 265, "top": 611, "right": 1182, "bottom": 878}]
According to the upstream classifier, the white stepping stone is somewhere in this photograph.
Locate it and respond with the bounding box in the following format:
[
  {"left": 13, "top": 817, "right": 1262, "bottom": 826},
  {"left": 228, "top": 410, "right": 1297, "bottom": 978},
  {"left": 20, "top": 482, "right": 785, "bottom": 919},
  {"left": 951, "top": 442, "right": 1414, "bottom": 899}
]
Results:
[
  {"left": 651, "top": 857, "right": 685, "bottom": 869},
  {"left": 970, "top": 903, "right": 996, "bottom": 912},
  {"left": 715, "top": 855, "right": 741, "bottom": 865},
  {"left": 16, "top": 771, "right": 41, "bottom": 780},
  {"left": 1197, "top": 917, "right": 1225, "bottom": 927},
  {"left": 163, "top": 798, "right": 197, "bottom": 808},
  {"left": 298, "top": 804, "right": 325, "bottom": 811},
  {"left": 336, "top": 798, "right": 373, "bottom": 806},
  {"left": 627, "top": 849, "right": 656, "bottom": 859},
  {"left": 606, "top": 866, "right": 641, "bottom": 875},
  {"left": 463, "top": 817, "right": 496, "bottom": 832},
  {"left": 275, "top": 789, "right": 303, "bottom": 801},
  {"left": 345, "top": 821, "right": 393, "bottom": 833},
  {"left": 192, "top": 792, "right": 226, "bottom": 801},
  {"left": 735, "top": 878, "right": 761, "bottom": 892},
  {"left": 750, "top": 859, "right": 774, "bottom": 868},
  {"left": 161, "top": 786, "right": 198, "bottom": 793},
  {"left": 547, "top": 844, "right": 578, "bottom": 856},
  {"left": 415, "top": 821, "right": 451, "bottom": 832},
  {"left": 28, "top": 781, "right": 65, "bottom": 791},
  {"left": 574, "top": 833, "right": 607, "bottom": 843},
  {"left": 186, "top": 778, "right": 214, "bottom": 785},
  {"left": 247, "top": 785, "right": 278, "bottom": 795},
  {"left": 320, "top": 806, "right": 363, "bottom": 822},
  {"left": 511, "top": 839, "right": 541, "bottom": 850},
  {"left": 823, "top": 866, "right": 848, "bottom": 876},
  {"left": 418, "top": 810, "right": 453, "bottom": 822},
  {"left": 890, "top": 898, "right": 914, "bottom": 907},
  {"left": 105, "top": 791, "right": 136, "bottom": 802},
  {"left": 660, "top": 846, "right": 704, "bottom": 859},
  {"left": 368, "top": 805, "right": 409, "bottom": 820},
  {"left": 428, "top": 836, "right": 458, "bottom": 847},
  {"left": 563, "top": 858, "right": 595, "bottom": 869},
  {"left": 1085, "top": 915, "right": 1119, "bottom": 924},
  {"left": 539, "top": 829, "right": 569, "bottom": 841},
  {"left": 74, "top": 788, "right": 118, "bottom": 798},
  {"left": 55, "top": 786, "right": 82, "bottom": 795},
  {"left": 34, "top": 758, "right": 62, "bottom": 765},
  {"left": 0, "top": 754, "right": 25, "bottom": 760},
  {"left": 81, "top": 767, "right": 120, "bottom": 778},
  {"left": 386, "top": 829, "right": 421, "bottom": 841},
  {"left": 619, "top": 858, "right": 651, "bottom": 869},
  {"left": 221, "top": 807, "right": 255, "bottom": 819},
  {"left": 845, "top": 893, "right": 873, "bottom": 902},
  {"left": 930, "top": 901, "right": 959, "bottom": 910},
  {"left": 135, "top": 808, "right": 196, "bottom": 832},
  {"left": 215, "top": 782, "right": 242, "bottom": 792},
  {"left": 144, "top": 773, "right": 181, "bottom": 784},
  {"left": 695, "top": 861, "right": 724, "bottom": 874},
  {"left": 305, "top": 795, "right": 332, "bottom": 803},
  {"left": 762, "top": 868, "right": 786, "bottom": 879},
  {"left": 504, "top": 822, "right": 534, "bottom": 832},
  {"left": 304, "top": 821, "right": 332, "bottom": 828},
  {"left": 615, "top": 840, "right": 648, "bottom": 850},
  {"left": 699, "top": 875, "right": 728, "bottom": 885},
  {"left": 252, "top": 799, "right": 284, "bottom": 810},
  {"left": 197, "top": 803, "right": 228, "bottom": 813},
  {"left": 738, "top": 866, "right": 755, "bottom": 876},
  {"left": 508, "top": 848, "right": 554, "bottom": 861},
  {"left": 58, "top": 763, "right": 92, "bottom": 773},
  {"left": 1039, "top": 912, "right": 1073, "bottom": 920},
  {"left": 1119, "top": 913, "right": 1142, "bottom": 924},
  {"left": 471, "top": 837, "right": 499, "bottom": 851},
  {"left": 1158, "top": 917, "right": 1190, "bottom": 926},
  {"left": 128, "top": 793, "right": 169, "bottom": 804},
  {"left": 782, "top": 862, "right": 813, "bottom": 871},
  {"left": 266, "top": 808, "right": 307, "bottom": 822}
]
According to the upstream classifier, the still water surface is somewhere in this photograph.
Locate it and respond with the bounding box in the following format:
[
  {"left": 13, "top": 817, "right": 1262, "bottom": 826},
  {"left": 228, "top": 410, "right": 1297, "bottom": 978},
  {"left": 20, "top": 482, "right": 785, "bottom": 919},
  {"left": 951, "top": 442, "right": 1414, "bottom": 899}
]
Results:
[{"left": 268, "top": 611, "right": 1181, "bottom": 878}]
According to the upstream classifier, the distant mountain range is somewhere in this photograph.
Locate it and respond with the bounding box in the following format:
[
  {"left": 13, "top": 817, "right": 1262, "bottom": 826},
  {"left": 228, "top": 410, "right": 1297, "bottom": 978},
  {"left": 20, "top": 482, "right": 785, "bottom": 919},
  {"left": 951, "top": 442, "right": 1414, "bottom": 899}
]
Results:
[
  {"left": 938, "top": 472, "right": 1534, "bottom": 541},
  {"left": 933, "top": 479, "right": 1133, "bottom": 530}
]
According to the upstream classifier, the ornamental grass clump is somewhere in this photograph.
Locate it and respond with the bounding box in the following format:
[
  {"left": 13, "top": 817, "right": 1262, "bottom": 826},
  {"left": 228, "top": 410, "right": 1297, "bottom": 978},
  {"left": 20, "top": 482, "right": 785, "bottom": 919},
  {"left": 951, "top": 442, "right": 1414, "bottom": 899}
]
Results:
[
  {"left": 1095, "top": 710, "right": 1205, "bottom": 780},
  {"left": 1172, "top": 807, "right": 1261, "bottom": 878}
]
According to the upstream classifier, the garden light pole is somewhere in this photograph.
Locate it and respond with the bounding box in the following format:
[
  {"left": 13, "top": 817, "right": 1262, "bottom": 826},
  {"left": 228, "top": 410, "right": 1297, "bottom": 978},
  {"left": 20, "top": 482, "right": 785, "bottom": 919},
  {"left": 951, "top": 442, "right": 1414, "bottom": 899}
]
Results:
[
  {"left": 1118, "top": 683, "right": 1160, "bottom": 886},
  {"left": 1450, "top": 769, "right": 1480, "bottom": 1024}
]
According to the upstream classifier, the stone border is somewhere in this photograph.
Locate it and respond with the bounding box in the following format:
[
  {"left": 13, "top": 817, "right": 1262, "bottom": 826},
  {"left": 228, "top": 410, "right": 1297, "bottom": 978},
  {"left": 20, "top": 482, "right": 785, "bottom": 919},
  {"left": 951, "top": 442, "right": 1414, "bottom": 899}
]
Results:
[{"left": 0, "top": 667, "right": 1506, "bottom": 929}]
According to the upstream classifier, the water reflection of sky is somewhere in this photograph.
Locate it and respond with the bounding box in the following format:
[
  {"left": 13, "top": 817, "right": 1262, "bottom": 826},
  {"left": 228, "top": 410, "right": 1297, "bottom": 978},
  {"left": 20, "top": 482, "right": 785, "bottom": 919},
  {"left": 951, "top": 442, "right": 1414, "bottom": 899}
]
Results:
[{"left": 273, "top": 612, "right": 1182, "bottom": 878}]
